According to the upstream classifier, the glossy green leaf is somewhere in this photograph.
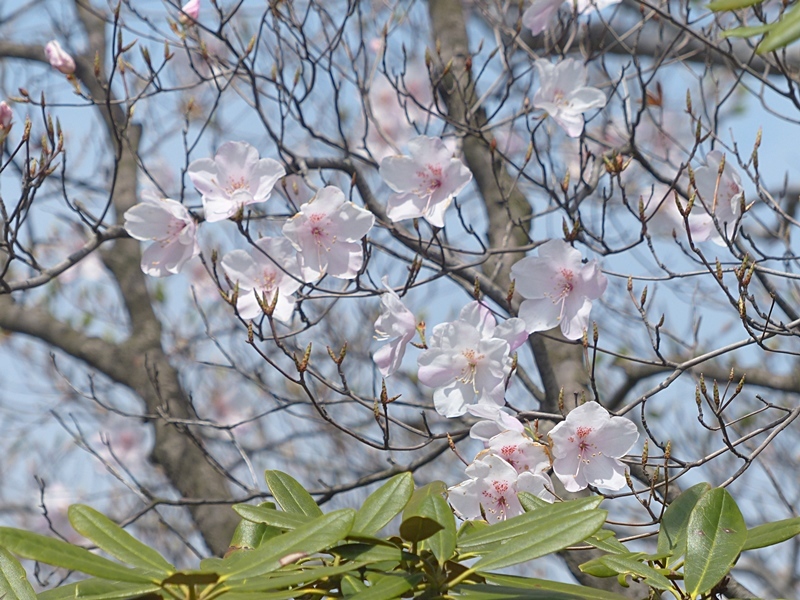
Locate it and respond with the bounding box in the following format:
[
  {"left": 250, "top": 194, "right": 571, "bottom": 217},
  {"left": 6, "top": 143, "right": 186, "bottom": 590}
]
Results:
[
  {"left": 480, "top": 573, "right": 630, "bottom": 599},
  {"left": 161, "top": 571, "right": 219, "bottom": 585},
  {"left": 707, "top": 0, "right": 765, "bottom": 11},
  {"left": 458, "top": 496, "right": 603, "bottom": 553},
  {"left": 228, "top": 507, "right": 272, "bottom": 553},
  {"left": 399, "top": 482, "right": 447, "bottom": 542},
  {"left": 685, "top": 487, "right": 747, "bottom": 597},
  {"left": 346, "top": 573, "right": 422, "bottom": 600},
  {"left": 473, "top": 507, "right": 607, "bottom": 571},
  {"left": 233, "top": 505, "right": 310, "bottom": 530},
  {"left": 226, "top": 562, "right": 365, "bottom": 593},
  {"left": 759, "top": 2, "right": 800, "bottom": 53},
  {"left": 586, "top": 530, "right": 629, "bottom": 554},
  {"left": 0, "top": 546, "right": 36, "bottom": 600},
  {"left": 352, "top": 473, "right": 414, "bottom": 536},
  {"left": 419, "top": 492, "right": 456, "bottom": 564},
  {"left": 341, "top": 573, "right": 367, "bottom": 595},
  {"left": 220, "top": 508, "right": 354, "bottom": 580},
  {"left": 517, "top": 492, "right": 550, "bottom": 513},
  {"left": 0, "top": 528, "right": 158, "bottom": 584},
  {"left": 656, "top": 482, "right": 710, "bottom": 565},
  {"left": 218, "top": 590, "right": 316, "bottom": 600},
  {"left": 579, "top": 554, "right": 673, "bottom": 590},
  {"left": 74, "top": 580, "right": 162, "bottom": 600},
  {"left": 743, "top": 517, "right": 800, "bottom": 550},
  {"left": 331, "top": 543, "right": 411, "bottom": 563},
  {"left": 721, "top": 23, "right": 776, "bottom": 39},
  {"left": 68, "top": 505, "right": 174, "bottom": 573},
  {"left": 454, "top": 583, "right": 605, "bottom": 599},
  {"left": 263, "top": 470, "right": 323, "bottom": 517},
  {"left": 38, "top": 582, "right": 82, "bottom": 600}
]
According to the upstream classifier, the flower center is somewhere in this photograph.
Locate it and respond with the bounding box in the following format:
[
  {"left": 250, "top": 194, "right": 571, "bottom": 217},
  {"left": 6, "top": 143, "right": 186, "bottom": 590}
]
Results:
[
  {"left": 482, "top": 480, "right": 512, "bottom": 519},
  {"left": 226, "top": 176, "right": 250, "bottom": 195},
  {"left": 459, "top": 348, "right": 486, "bottom": 392}
]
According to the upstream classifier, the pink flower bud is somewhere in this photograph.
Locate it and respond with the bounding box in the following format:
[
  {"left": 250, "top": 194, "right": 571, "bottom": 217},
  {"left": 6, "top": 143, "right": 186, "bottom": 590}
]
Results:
[
  {"left": 44, "top": 41, "right": 76, "bottom": 75},
  {"left": 0, "top": 101, "right": 12, "bottom": 143},
  {"left": 179, "top": 0, "right": 200, "bottom": 24}
]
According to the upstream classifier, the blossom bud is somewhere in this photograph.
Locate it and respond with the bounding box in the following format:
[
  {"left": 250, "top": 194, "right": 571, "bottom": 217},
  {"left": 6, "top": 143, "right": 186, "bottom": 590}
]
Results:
[
  {"left": 44, "top": 41, "right": 76, "bottom": 75},
  {"left": 179, "top": 0, "right": 200, "bottom": 25},
  {"left": 0, "top": 101, "right": 12, "bottom": 142}
]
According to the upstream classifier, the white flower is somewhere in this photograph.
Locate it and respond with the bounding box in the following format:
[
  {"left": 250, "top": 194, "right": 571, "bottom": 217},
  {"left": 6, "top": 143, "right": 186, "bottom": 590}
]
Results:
[
  {"left": 123, "top": 191, "right": 200, "bottom": 277},
  {"left": 379, "top": 136, "right": 472, "bottom": 227},
  {"left": 44, "top": 40, "right": 75, "bottom": 75},
  {"left": 187, "top": 141, "right": 285, "bottom": 222},
  {"left": 221, "top": 237, "right": 302, "bottom": 323},
  {"left": 533, "top": 59, "right": 606, "bottom": 138},
  {"left": 549, "top": 401, "right": 638, "bottom": 492},
  {"left": 281, "top": 186, "right": 375, "bottom": 281},
  {"left": 417, "top": 301, "right": 527, "bottom": 418},
  {"left": 690, "top": 151, "right": 745, "bottom": 245},
  {"left": 511, "top": 239, "right": 607, "bottom": 340},
  {"left": 523, "top": 0, "right": 622, "bottom": 36},
  {"left": 373, "top": 278, "right": 417, "bottom": 377},
  {"left": 448, "top": 455, "right": 551, "bottom": 523},
  {"left": 467, "top": 404, "right": 524, "bottom": 442},
  {"left": 487, "top": 430, "right": 551, "bottom": 475}
]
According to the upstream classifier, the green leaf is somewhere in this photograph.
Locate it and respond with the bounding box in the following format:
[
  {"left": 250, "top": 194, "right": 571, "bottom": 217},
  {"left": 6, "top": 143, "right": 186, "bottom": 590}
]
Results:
[
  {"left": 352, "top": 473, "right": 414, "bottom": 536},
  {"left": 161, "top": 571, "right": 219, "bottom": 585},
  {"left": 480, "top": 573, "right": 631, "bottom": 599},
  {"left": 458, "top": 496, "right": 603, "bottom": 553},
  {"left": 220, "top": 508, "right": 354, "bottom": 580},
  {"left": 743, "top": 517, "right": 800, "bottom": 550},
  {"left": 707, "top": 0, "right": 765, "bottom": 11},
  {"left": 454, "top": 583, "right": 602, "bottom": 599},
  {"left": 331, "top": 543, "right": 412, "bottom": 564},
  {"left": 419, "top": 493, "right": 456, "bottom": 564},
  {"left": 759, "top": 2, "right": 800, "bottom": 53},
  {"left": 38, "top": 582, "right": 82, "bottom": 600},
  {"left": 721, "top": 23, "right": 776, "bottom": 39},
  {"left": 656, "top": 482, "right": 710, "bottom": 565},
  {"left": 341, "top": 573, "right": 367, "bottom": 595},
  {"left": 586, "top": 530, "right": 629, "bottom": 554},
  {"left": 68, "top": 505, "right": 174, "bottom": 574},
  {"left": 473, "top": 507, "right": 607, "bottom": 571},
  {"left": 399, "top": 482, "right": 447, "bottom": 542},
  {"left": 226, "top": 562, "right": 366, "bottom": 593},
  {"left": 74, "top": 580, "right": 162, "bottom": 600},
  {"left": 579, "top": 554, "right": 673, "bottom": 590},
  {"left": 233, "top": 505, "right": 311, "bottom": 530},
  {"left": 346, "top": 573, "right": 422, "bottom": 600},
  {"left": 0, "top": 546, "right": 36, "bottom": 600},
  {"left": 228, "top": 508, "right": 272, "bottom": 553},
  {"left": 263, "top": 471, "right": 323, "bottom": 517},
  {"left": 685, "top": 487, "right": 747, "bottom": 597},
  {"left": 0, "top": 528, "right": 159, "bottom": 584},
  {"left": 517, "top": 492, "right": 550, "bottom": 513}
]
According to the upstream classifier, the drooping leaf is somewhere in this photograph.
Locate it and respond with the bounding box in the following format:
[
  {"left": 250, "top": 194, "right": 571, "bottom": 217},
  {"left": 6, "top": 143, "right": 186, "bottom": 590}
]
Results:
[
  {"left": 346, "top": 573, "right": 422, "bottom": 600},
  {"left": 399, "top": 482, "right": 447, "bottom": 542},
  {"left": 721, "top": 23, "right": 776, "bottom": 39},
  {"left": 67, "top": 505, "right": 174, "bottom": 573},
  {"left": 579, "top": 554, "right": 673, "bottom": 591},
  {"left": 707, "top": 0, "right": 765, "bottom": 11},
  {"left": 227, "top": 507, "right": 273, "bottom": 555},
  {"left": 743, "top": 517, "right": 800, "bottom": 550},
  {"left": 352, "top": 473, "right": 414, "bottom": 536},
  {"left": 656, "top": 482, "right": 711, "bottom": 565},
  {"left": 586, "top": 529, "right": 629, "bottom": 554},
  {"left": 480, "top": 573, "right": 631, "bottom": 599},
  {"left": 263, "top": 470, "right": 323, "bottom": 517},
  {"left": 685, "top": 487, "right": 747, "bottom": 597},
  {"left": 473, "top": 507, "right": 607, "bottom": 571},
  {"left": 73, "top": 580, "right": 162, "bottom": 600},
  {"left": 759, "top": 2, "right": 800, "bottom": 53},
  {"left": 0, "top": 546, "right": 36, "bottom": 600},
  {"left": 233, "top": 505, "right": 311, "bottom": 530},
  {"left": 458, "top": 496, "right": 603, "bottom": 554},
  {"left": 220, "top": 509, "right": 354, "bottom": 580},
  {"left": 0, "top": 528, "right": 158, "bottom": 584},
  {"left": 419, "top": 492, "right": 456, "bottom": 564}
]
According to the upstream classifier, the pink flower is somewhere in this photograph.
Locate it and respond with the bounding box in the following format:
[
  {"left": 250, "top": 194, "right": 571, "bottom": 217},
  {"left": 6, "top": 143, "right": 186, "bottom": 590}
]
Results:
[
  {"left": 281, "top": 186, "right": 375, "bottom": 281},
  {"left": 549, "top": 401, "right": 638, "bottom": 492},
  {"left": 179, "top": 0, "right": 200, "bottom": 24},
  {"left": 221, "top": 237, "right": 302, "bottom": 323},
  {"left": 533, "top": 59, "right": 606, "bottom": 138},
  {"left": 187, "top": 141, "right": 285, "bottom": 222},
  {"left": 448, "top": 455, "right": 551, "bottom": 523},
  {"left": 417, "top": 302, "right": 527, "bottom": 418},
  {"left": 123, "top": 191, "right": 200, "bottom": 277},
  {"left": 511, "top": 239, "right": 607, "bottom": 340},
  {"left": 45, "top": 41, "right": 76, "bottom": 75},
  {"left": 690, "top": 150, "right": 745, "bottom": 245},
  {"left": 0, "top": 102, "right": 12, "bottom": 142},
  {"left": 487, "top": 430, "right": 551, "bottom": 475},
  {"left": 379, "top": 136, "right": 472, "bottom": 227},
  {"left": 523, "top": 0, "right": 622, "bottom": 36},
  {"left": 467, "top": 404, "right": 524, "bottom": 442},
  {"left": 373, "top": 278, "right": 417, "bottom": 377}
]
